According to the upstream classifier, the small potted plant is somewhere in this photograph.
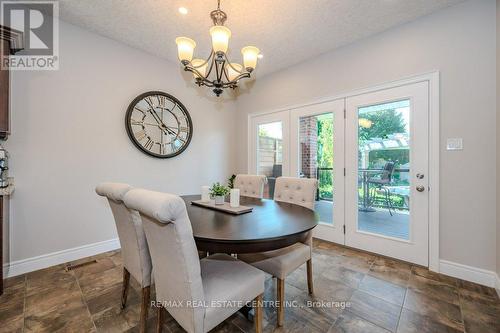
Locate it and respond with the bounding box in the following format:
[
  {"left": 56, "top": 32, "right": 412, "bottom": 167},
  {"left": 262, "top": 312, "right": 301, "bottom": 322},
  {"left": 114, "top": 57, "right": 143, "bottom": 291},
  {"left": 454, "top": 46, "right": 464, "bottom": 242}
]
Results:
[{"left": 210, "top": 182, "right": 230, "bottom": 205}]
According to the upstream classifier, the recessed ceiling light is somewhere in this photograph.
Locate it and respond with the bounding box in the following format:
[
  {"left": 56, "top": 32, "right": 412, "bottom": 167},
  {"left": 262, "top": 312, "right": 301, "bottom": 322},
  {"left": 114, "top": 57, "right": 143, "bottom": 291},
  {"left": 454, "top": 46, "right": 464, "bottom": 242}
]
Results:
[
  {"left": 178, "top": 7, "right": 188, "bottom": 15},
  {"left": 257, "top": 54, "right": 263, "bottom": 59}
]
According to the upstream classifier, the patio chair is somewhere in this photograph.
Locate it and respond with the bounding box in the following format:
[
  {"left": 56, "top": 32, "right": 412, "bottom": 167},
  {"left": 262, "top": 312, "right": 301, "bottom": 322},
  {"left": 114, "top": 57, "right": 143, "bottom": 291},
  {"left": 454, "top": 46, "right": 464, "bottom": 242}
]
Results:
[
  {"left": 367, "top": 161, "right": 396, "bottom": 216},
  {"left": 267, "top": 164, "right": 282, "bottom": 198}
]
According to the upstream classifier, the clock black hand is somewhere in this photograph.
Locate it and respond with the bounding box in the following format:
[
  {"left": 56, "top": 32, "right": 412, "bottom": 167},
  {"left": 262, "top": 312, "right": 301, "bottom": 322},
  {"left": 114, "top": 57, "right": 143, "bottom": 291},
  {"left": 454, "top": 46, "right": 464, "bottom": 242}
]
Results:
[{"left": 147, "top": 109, "right": 169, "bottom": 136}]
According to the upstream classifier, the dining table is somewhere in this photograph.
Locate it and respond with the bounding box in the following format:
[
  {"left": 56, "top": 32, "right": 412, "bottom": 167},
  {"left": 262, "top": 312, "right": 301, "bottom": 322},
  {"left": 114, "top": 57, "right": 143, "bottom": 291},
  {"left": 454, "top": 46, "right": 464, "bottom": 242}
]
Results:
[{"left": 181, "top": 195, "right": 319, "bottom": 254}]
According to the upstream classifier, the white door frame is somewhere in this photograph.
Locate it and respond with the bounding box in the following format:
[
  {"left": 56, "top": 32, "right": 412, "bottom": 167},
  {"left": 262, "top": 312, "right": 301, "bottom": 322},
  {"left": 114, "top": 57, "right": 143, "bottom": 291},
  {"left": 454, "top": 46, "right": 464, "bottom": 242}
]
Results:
[
  {"left": 289, "top": 99, "right": 345, "bottom": 244},
  {"left": 345, "top": 81, "right": 429, "bottom": 266},
  {"left": 247, "top": 71, "right": 440, "bottom": 272},
  {"left": 248, "top": 110, "right": 291, "bottom": 177}
]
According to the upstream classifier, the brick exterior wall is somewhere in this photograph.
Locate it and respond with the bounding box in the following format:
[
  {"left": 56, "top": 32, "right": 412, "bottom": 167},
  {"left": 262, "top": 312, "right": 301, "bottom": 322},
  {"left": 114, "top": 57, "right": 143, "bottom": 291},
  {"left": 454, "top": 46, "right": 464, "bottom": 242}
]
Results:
[{"left": 300, "top": 116, "right": 318, "bottom": 179}]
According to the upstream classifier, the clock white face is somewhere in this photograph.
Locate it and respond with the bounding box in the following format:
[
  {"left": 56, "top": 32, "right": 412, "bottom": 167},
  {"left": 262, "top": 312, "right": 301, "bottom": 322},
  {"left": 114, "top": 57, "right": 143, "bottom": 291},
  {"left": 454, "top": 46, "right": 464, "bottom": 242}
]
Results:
[{"left": 126, "top": 92, "right": 192, "bottom": 158}]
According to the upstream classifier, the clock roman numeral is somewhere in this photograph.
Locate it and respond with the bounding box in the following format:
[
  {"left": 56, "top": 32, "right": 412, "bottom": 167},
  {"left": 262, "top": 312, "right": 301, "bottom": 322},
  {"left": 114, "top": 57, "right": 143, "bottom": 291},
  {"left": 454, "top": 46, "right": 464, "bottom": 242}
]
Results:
[
  {"left": 135, "top": 130, "right": 147, "bottom": 141},
  {"left": 131, "top": 119, "right": 143, "bottom": 126},
  {"left": 144, "top": 138, "right": 154, "bottom": 150}
]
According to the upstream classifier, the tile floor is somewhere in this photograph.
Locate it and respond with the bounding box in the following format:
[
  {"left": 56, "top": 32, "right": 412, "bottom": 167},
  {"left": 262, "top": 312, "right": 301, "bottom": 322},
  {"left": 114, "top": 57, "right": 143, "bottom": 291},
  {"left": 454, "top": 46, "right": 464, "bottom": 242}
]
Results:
[{"left": 1, "top": 239, "right": 499, "bottom": 333}]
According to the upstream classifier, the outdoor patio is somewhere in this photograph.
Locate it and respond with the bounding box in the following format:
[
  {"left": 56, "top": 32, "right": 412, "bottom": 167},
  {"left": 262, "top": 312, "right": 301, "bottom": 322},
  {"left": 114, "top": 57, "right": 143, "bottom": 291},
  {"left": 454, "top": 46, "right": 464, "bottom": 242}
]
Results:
[{"left": 314, "top": 200, "right": 410, "bottom": 240}]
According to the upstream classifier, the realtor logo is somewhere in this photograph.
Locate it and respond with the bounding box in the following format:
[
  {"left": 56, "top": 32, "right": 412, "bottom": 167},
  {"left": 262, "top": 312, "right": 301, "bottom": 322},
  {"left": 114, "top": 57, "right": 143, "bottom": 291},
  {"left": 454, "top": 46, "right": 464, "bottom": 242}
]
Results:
[{"left": 1, "top": 0, "right": 59, "bottom": 70}]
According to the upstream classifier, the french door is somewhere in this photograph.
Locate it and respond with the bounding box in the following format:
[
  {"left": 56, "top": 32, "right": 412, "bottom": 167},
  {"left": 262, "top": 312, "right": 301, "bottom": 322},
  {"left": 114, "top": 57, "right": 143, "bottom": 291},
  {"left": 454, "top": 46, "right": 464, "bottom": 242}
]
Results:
[
  {"left": 249, "top": 111, "right": 290, "bottom": 198},
  {"left": 289, "top": 100, "right": 345, "bottom": 244},
  {"left": 345, "top": 82, "right": 429, "bottom": 266},
  {"left": 249, "top": 81, "right": 430, "bottom": 266}
]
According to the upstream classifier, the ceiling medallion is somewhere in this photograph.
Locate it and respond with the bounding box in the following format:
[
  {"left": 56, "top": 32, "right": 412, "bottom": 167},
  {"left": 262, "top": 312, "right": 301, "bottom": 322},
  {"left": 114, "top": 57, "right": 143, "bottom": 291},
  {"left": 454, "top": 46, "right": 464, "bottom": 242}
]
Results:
[{"left": 175, "top": 0, "right": 260, "bottom": 97}]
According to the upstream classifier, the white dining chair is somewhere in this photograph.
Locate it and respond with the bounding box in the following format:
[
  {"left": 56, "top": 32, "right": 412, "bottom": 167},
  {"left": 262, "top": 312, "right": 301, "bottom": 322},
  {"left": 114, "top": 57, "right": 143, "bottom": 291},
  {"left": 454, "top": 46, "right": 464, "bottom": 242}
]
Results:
[
  {"left": 239, "top": 176, "right": 318, "bottom": 327},
  {"left": 123, "top": 188, "right": 265, "bottom": 333},
  {"left": 96, "top": 182, "right": 152, "bottom": 333},
  {"left": 234, "top": 174, "right": 267, "bottom": 199}
]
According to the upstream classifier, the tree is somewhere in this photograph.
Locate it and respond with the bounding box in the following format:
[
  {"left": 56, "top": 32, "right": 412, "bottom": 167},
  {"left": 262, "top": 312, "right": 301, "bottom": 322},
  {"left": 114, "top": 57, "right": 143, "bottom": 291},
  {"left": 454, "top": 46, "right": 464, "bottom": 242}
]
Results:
[
  {"left": 317, "top": 118, "right": 333, "bottom": 168},
  {"left": 359, "top": 109, "right": 406, "bottom": 141}
]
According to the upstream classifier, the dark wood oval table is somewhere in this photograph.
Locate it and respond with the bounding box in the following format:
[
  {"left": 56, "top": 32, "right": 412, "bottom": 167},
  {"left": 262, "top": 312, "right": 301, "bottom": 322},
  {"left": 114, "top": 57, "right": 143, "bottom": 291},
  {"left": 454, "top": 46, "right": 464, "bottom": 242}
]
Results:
[{"left": 182, "top": 195, "right": 319, "bottom": 254}]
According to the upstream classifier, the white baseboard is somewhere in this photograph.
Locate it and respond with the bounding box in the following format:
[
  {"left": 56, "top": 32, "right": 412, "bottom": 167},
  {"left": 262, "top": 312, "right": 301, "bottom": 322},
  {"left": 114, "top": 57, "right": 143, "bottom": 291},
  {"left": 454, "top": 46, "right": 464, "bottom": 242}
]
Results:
[
  {"left": 495, "top": 273, "right": 500, "bottom": 299},
  {"left": 439, "top": 259, "right": 497, "bottom": 288},
  {"left": 3, "top": 238, "right": 121, "bottom": 278}
]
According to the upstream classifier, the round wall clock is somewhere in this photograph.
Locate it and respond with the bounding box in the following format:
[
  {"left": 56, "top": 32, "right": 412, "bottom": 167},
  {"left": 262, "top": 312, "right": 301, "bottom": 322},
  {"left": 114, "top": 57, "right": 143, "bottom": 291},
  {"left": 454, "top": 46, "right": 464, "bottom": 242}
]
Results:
[{"left": 125, "top": 91, "right": 193, "bottom": 158}]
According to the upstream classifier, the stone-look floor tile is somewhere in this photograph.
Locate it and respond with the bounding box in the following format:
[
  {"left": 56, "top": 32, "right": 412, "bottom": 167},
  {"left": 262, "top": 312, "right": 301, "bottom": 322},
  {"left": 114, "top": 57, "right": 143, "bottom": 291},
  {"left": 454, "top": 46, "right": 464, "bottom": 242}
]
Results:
[
  {"left": 456, "top": 279, "right": 499, "bottom": 300},
  {"left": 0, "top": 316, "right": 24, "bottom": 333},
  {"left": 320, "top": 264, "right": 365, "bottom": 289},
  {"left": 403, "top": 290, "right": 464, "bottom": 331},
  {"left": 72, "top": 257, "right": 117, "bottom": 279},
  {"left": 286, "top": 266, "right": 309, "bottom": 291},
  {"left": 3, "top": 275, "right": 25, "bottom": 289},
  {"left": 231, "top": 310, "right": 269, "bottom": 333},
  {"left": 410, "top": 266, "right": 457, "bottom": 287},
  {"left": 288, "top": 286, "right": 342, "bottom": 332},
  {"left": 78, "top": 265, "right": 124, "bottom": 300},
  {"left": 209, "top": 320, "right": 245, "bottom": 333},
  {"left": 312, "top": 252, "right": 343, "bottom": 275},
  {"left": 396, "top": 308, "right": 463, "bottom": 333},
  {"left": 459, "top": 288, "right": 500, "bottom": 333},
  {"left": 314, "top": 275, "right": 356, "bottom": 304},
  {"left": 124, "top": 316, "right": 162, "bottom": 333},
  {"left": 26, "top": 264, "right": 75, "bottom": 295},
  {"left": 85, "top": 283, "right": 141, "bottom": 316},
  {"left": 8, "top": 246, "right": 500, "bottom": 333},
  {"left": 347, "top": 290, "right": 401, "bottom": 332},
  {"left": 263, "top": 316, "right": 325, "bottom": 333},
  {"left": 91, "top": 300, "right": 155, "bottom": 333},
  {"left": 368, "top": 258, "right": 411, "bottom": 287},
  {"left": 407, "top": 274, "right": 460, "bottom": 305},
  {"left": 358, "top": 275, "right": 406, "bottom": 306},
  {"left": 0, "top": 276, "right": 25, "bottom": 333},
  {"left": 329, "top": 311, "right": 391, "bottom": 333},
  {"left": 313, "top": 239, "right": 344, "bottom": 252},
  {"left": 329, "top": 249, "right": 374, "bottom": 274},
  {"left": 24, "top": 279, "right": 84, "bottom": 316},
  {"left": 24, "top": 302, "right": 95, "bottom": 333},
  {"left": 0, "top": 274, "right": 25, "bottom": 312}
]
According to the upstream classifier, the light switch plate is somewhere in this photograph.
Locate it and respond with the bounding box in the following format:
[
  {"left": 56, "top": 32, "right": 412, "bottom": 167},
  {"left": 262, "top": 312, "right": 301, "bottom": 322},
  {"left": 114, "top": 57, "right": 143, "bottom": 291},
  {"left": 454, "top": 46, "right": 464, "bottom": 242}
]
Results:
[{"left": 446, "top": 138, "right": 463, "bottom": 150}]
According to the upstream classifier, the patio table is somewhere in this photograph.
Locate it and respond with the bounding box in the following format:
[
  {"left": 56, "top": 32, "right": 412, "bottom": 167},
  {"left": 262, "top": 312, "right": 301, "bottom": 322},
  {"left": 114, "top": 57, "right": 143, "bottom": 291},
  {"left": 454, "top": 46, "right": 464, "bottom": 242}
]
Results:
[{"left": 358, "top": 168, "right": 384, "bottom": 212}]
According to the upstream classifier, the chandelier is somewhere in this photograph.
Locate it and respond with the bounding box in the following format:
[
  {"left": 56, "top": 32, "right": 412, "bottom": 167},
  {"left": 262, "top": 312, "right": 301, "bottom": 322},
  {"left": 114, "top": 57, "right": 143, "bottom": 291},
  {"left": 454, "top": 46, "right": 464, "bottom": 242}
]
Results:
[{"left": 175, "top": 0, "right": 260, "bottom": 97}]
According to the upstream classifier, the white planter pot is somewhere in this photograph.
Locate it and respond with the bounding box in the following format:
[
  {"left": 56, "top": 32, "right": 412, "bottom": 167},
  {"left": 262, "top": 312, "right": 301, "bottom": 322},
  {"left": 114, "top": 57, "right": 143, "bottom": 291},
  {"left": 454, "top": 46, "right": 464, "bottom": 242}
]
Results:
[{"left": 214, "top": 195, "right": 225, "bottom": 205}]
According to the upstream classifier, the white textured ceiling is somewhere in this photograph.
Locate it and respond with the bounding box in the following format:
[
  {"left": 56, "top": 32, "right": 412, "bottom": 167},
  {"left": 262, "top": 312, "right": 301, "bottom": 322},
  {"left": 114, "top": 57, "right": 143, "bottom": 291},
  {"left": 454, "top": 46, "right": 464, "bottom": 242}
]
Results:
[{"left": 58, "top": 0, "right": 465, "bottom": 77}]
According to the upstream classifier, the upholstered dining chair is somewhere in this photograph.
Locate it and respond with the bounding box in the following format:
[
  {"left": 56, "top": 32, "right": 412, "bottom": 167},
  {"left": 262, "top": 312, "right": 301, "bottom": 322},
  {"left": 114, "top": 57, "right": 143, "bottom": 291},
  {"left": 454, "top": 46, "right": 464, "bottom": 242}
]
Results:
[
  {"left": 96, "top": 183, "right": 152, "bottom": 333},
  {"left": 239, "top": 176, "right": 318, "bottom": 327},
  {"left": 234, "top": 174, "right": 267, "bottom": 199},
  {"left": 123, "top": 189, "right": 265, "bottom": 333}
]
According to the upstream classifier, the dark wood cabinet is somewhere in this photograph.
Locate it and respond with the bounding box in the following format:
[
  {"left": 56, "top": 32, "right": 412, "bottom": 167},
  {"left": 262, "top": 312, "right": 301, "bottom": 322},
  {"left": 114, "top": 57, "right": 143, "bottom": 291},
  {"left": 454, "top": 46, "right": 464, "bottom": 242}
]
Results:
[
  {"left": 0, "top": 26, "right": 23, "bottom": 140},
  {"left": 0, "top": 26, "right": 21, "bottom": 294},
  {"left": 0, "top": 39, "right": 9, "bottom": 138}
]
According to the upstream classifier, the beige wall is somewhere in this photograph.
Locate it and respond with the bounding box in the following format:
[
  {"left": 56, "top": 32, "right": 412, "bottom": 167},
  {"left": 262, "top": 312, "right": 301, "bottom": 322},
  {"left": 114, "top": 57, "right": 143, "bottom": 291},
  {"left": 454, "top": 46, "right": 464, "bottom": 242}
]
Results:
[
  {"left": 236, "top": 0, "right": 497, "bottom": 271},
  {"left": 5, "top": 21, "right": 237, "bottom": 262}
]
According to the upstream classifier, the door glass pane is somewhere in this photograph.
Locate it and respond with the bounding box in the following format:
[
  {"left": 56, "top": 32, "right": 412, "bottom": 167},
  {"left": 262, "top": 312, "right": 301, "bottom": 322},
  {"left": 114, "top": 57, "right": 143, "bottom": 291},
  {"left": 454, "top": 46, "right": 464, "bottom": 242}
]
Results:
[
  {"left": 357, "top": 100, "right": 410, "bottom": 240},
  {"left": 299, "top": 113, "right": 334, "bottom": 224},
  {"left": 257, "top": 122, "right": 282, "bottom": 198}
]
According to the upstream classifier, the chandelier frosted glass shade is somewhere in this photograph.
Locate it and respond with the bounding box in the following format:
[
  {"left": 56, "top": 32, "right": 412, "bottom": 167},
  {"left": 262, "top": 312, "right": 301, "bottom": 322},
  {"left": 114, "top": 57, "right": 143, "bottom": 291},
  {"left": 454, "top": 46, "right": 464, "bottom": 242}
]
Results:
[
  {"left": 175, "top": 0, "right": 259, "bottom": 96},
  {"left": 175, "top": 37, "right": 196, "bottom": 63},
  {"left": 226, "top": 63, "right": 243, "bottom": 81},
  {"left": 191, "top": 59, "right": 208, "bottom": 78},
  {"left": 241, "top": 46, "right": 260, "bottom": 71},
  {"left": 209, "top": 26, "right": 231, "bottom": 54}
]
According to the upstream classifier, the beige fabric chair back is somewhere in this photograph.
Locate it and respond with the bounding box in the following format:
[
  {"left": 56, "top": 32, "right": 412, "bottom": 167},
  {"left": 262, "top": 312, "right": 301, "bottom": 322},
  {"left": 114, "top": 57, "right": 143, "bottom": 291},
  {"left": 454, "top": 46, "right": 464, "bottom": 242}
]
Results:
[
  {"left": 273, "top": 177, "right": 318, "bottom": 210},
  {"left": 234, "top": 174, "right": 267, "bottom": 198},
  {"left": 124, "top": 189, "right": 204, "bottom": 333},
  {"left": 96, "top": 182, "right": 152, "bottom": 287}
]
